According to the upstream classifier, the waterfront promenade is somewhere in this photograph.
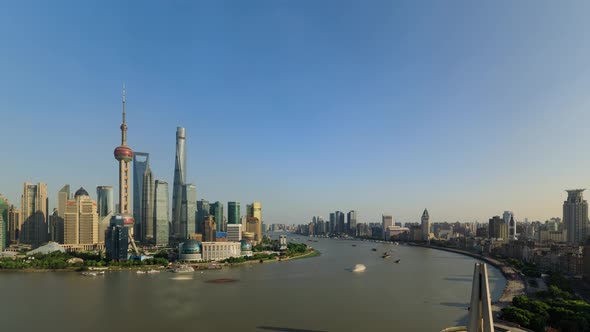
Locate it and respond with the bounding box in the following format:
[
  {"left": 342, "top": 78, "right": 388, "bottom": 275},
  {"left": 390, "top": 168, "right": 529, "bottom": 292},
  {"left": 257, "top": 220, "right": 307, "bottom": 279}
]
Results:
[{"left": 410, "top": 243, "right": 525, "bottom": 316}]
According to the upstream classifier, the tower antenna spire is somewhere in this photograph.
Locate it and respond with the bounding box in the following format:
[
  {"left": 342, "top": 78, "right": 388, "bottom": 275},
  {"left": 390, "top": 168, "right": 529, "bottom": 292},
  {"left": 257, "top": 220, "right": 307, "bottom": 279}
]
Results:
[{"left": 122, "top": 82, "right": 126, "bottom": 125}]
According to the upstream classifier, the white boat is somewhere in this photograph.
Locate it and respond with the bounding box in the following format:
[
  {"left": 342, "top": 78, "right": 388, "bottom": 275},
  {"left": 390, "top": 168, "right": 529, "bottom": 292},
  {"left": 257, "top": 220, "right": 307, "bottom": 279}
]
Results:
[
  {"left": 147, "top": 269, "right": 160, "bottom": 274},
  {"left": 81, "top": 271, "right": 103, "bottom": 277},
  {"left": 136, "top": 270, "right": 147, "bottom": 274},
  {"left": 172, "top": 265, "right": 195, "bottom": 273},
  {"left": 352, "top": 264, "right": 366, "bottom": 272}
]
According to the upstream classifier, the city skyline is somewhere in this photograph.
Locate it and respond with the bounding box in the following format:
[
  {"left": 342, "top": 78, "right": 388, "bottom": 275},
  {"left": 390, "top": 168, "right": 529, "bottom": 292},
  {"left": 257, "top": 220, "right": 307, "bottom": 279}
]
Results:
[{"left": 3, "top": 2, "right": 590, "bottom": 224}]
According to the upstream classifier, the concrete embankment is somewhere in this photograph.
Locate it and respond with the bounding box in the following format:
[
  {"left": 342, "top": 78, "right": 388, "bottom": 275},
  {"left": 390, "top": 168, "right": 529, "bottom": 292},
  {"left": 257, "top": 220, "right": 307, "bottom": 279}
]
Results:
[{"left": 410, "top": 244, "right": 525, "bottom": 316}]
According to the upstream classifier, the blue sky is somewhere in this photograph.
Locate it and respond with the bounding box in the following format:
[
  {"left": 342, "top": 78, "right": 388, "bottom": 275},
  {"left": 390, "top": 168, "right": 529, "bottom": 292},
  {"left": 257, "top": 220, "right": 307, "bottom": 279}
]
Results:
[{"left": 2, "top": 1, "right": 590, "bottom": 225}]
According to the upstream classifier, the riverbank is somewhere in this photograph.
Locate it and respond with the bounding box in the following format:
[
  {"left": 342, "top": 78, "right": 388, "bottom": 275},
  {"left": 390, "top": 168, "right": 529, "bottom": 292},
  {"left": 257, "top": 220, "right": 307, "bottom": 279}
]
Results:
[
  {"left": 223, "top": 249, "right": 319, "bottom": 267},
  {"left": 410, "top": 243, "right": 525, "bottom": 316}
]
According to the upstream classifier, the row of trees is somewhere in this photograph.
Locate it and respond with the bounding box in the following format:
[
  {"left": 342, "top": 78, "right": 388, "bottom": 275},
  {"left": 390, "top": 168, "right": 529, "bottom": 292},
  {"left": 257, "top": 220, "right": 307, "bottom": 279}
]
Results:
[{"left": 0, "top": 251, "right": 169, "bottom": 270}]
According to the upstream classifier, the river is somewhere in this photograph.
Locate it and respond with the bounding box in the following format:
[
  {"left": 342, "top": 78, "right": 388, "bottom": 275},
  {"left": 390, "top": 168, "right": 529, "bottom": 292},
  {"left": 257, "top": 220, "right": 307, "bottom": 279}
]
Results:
[{"left": 0, "top": 235, "right": 506, "bottom": 331}]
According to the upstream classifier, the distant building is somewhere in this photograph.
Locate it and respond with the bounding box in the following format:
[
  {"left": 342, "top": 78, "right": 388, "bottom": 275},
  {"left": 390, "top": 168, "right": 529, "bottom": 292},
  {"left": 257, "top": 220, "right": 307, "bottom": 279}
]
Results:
[
  {"left": 141, "top": 165, "right": 154, "bottom": 243},
  {"left": 172, "top": 127, "right": 186, "bottom": 239},
  {"left": 335, "top": 211, "right": 344, "bottom": 234},
  {"left": 228, "top": 201, "right": 240, "bottom": 225},
  {"left": 227, "top": 224, "right": 242, "bottom": 242},
  {"left": 503, "top": 211, "right": 516, "bottom": 240},
  {"left": 202, "top": 215, "right": 216, "bottom": 242},
  {"left": 105, "top": 216, "right": 129, "bottom": 261},
  {"left": 279, "top": 235, "right": 287, "bottom": 250},
  {"left": 421, "top": 209, "right": 430, "bottom": 241},
  {"left": 563, "top": 189, "right": 588, "bottom": 245},
  {"left": 96, "top": 186, "right": 113, "bottom": 218},
  {"left": 347, "top": 210, "right": 357, "bottom": 234},
  {"left": 210, "top": 201, "right": 224, "bottom": 232},
  {"left": 49, "top": 209, "right": 64, "bottom": 244},
  {"left": 21, "top": 182, "right": 48, "bottom": 247},
  {"left": 488, "top": 216, "right": 508, "bottom": 241},
  {"left": 64, "top": 188, "right": 99, "bottom": 245},
  {"left": 133, "top": 152, "right": 150, "bottom": 238},
  {"left": 181, "top": 184, "right": 197, "bottom": 238},
  {"left": 7, "top": 206, "right": 21, "bottom": 244},
  {"left": 0, "top": 195, "right": 10, "bottom": 250},
  {"left": 197, "top": 199, "right": 210, "bottom": 234},
  {"left": 246, "top": 217, "right": 261, "bottom": 243},
  {"left": 382, "top": 214, "right": 394, "bottom": 240},
  {"left": 153, "top": 180, "right": 169, "bottom": 246},
  {"left": 201, "top": 241, "right": 241, "bottom": 261},
  {"left": 178, "top": 239, "right": 202, "bottom": 261},
  {"left": 247, "top": 202, "right": 262, "bottom": 241}
]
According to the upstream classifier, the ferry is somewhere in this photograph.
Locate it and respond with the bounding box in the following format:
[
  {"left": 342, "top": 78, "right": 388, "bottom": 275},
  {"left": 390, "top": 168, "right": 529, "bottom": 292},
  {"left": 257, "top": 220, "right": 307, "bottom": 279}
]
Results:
[
  {"left": 382, "top": 252, "right": 391, "bottom": 259},
  {"left": 352, "top": 264, "right": 366, "bottom": 272},
  {"left": 136, "top": 270, "right": 147, "bottom": 274},
  {"left": 395, "top": 259, "right": 401, "bottom": 263},
  {"left": 81, "top": 271, "right": 104, "bottom": 277}
]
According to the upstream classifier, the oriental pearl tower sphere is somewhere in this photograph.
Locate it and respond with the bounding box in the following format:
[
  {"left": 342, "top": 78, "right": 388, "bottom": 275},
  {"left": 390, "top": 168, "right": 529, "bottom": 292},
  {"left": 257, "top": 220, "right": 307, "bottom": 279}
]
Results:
[{"left": 113, "top": 84, "right": 135, "bottom": 228}]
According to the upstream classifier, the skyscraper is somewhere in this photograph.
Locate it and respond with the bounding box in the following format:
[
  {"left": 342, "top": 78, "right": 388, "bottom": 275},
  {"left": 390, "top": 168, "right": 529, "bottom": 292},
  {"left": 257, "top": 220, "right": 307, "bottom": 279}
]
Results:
[
  {"left": 57, "top": 185, "right": 70, "bottom": 218},
  {"left": 503, "top": 211, "right": 515, "bottom": 240},
  {"left": 0, "top": 195, "right": 9, "bottom": 250},
  {"left": 49, "top": 209, "right": 64, "bottom": 244},
  {"left": 97, "top": 185, "right": 114, "bottom": 243},
  {"left": 563, "top": 189, "right": 588, "bottom": 245},
  {"left": 246, "top": 217, "right": 261, "bottom": 242},
  {"left": 421, "top": 209, "right": 430, "bottom": 241},
  {"left": 329, "top": 213, "right": 336, "bottom": 234},
  {"left": 172, "top": 127, "right": 186, "bottom": 239},
  {"left": 180, "top": 184, "right": 196, "bottom": 238},
  {"left": 202, "top": 215, "right": 216, "bottom": 242},
  {"left": 141, "top": 165, "right": 154, "bottom": 242},
  {"left": 488, "top": 216, "right": 508, "bottom": 240},
  {"left": 382, "top": 214, "right": 394, "bottom": 240},
  {"left": 7, "top": 205, "right": 21, "bottom": 244},
  {"left": 336, "top": 211, "right": 344, "bottom": 233},
  {"left": 228, "top": 202, "right": 240, "bottom": 225},
  {"left": 197, "top": 199, "right": 210, "bottom": 234},
  {"left": 133, "top": 151, "right": 150, "bottom": 237},
  {"left": 153, "top": 180, "right": 169, "bottom": 246},
  {"left": 210, "top": 201, "right": 224, "bottom": 232},
  {"left": 247, "top": 202, "right": 262, "bottom": 241},
  {"left": 347, "top": 210, "right": 357, "bottom": 234},
  {"left": 64, "top": 187, "right": 99, "bottom": 245},
  {"left": 21, "top": 182, "right": 48, "bottom": 246}
]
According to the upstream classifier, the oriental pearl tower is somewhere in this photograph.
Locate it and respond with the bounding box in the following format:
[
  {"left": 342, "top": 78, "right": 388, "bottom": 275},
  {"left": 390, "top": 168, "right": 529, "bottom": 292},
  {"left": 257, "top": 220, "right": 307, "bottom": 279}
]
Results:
[{"left": 113, "top": 84, "right": 136, "bottom": 231}]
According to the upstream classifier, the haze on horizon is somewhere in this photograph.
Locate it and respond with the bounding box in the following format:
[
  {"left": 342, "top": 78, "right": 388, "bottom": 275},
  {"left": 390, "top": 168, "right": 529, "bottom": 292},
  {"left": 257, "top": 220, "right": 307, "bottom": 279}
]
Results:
[{"left": 1, "top": 1, "right": 590, "bottom": 225}]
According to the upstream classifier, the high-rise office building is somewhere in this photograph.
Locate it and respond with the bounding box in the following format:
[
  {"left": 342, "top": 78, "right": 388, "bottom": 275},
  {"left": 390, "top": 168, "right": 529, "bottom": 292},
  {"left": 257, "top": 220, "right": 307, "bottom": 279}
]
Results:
[
  {"left": 133, "top": 151, "right": 150, "bottom": 236},
  {"left": 202, "top": 215, "right": 216, "bottom": 242},
  {"left": 58, "top": 185, "right": 70, "bottom": 218},
  {"left": 421, "top": 209, "right": 430, "bottom": 241},
  {"left": 210, "top": 201, "right": 224, "bottom": 232},
  {"left": 64, "top": 187, "right": 99, "bottom": 245},
  {"left": 21, "top": 182, "right": 48, "bottom": 246},
  {"left": 97, "top": 185, "right": 114, "bottom": 243},
  {"left": 181, "top": 184, "right": 196, "bottom": 238},
  {"left": 246, "top": 217, "right": 261, "bottom": 242},
  {"left": 8, "top": 205, "right": 21, "bottom": 243},
  {"left": 347, "top": 210, "right": 357, "bottom": 234},
  {"left": 96, "top": 186, "right": 113, "bottom": 218},
  {"left": 382, "top": 214, "right": 394, "bottom": 240},
  {"left": 247, "top": 202, "right": 262, "bottom": 241},
  {"left": 106, "top": 215, "right": 129, "bottom": 261},
  {"left": 49, "top": 209, "right": 64, "bottom": 244},
  {"left": 329, "top": 213, "right": 336, "bottom": 234},
  {"left": 228, "top": 201, "right": 240, "bottom": 225},
  {"left": 172, "top": 127, "right": 186, "bottom": 239},
  {"left": 227, "top": 224, "right": 242, "bottom": 242},
  {"left": 488, "top": 216, "right": 508, "bottom": 240},
  {"left": 0, "top": 195, "right": 10, "bottom": 249},
  {"left": 197, "top": 199, "right": 210, "bottom": 234},
  {"left": 153, "top": 180, "right": 169, "bottom": 246},
  {"left": 141, "top": 165, "right": 154, "bottom": 242},
  {"left": 563, "top": 189, "right": 589, "bottom": 245},
  {"left": 335, "top": 211, "right": 344, "bottom": 233}
]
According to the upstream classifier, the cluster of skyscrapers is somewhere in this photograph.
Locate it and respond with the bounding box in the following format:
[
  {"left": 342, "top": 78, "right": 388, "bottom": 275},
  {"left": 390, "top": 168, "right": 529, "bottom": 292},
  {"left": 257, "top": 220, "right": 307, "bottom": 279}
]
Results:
[{"left": 0, "top": 86, "right": 264, "bottom": 257}]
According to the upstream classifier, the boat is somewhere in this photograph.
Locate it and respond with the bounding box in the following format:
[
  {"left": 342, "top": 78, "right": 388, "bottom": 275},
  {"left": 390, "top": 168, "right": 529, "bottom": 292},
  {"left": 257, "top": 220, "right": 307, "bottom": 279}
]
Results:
[
  {"left": 371, "top": 248, "right": 377, "bottom": 251},
  {"left": 395, "top": 259, "right": 401, "bottom": 263},
  {"left": 136, "top": 270, "right": 147, "bottom": 274},
  {"left": 147, "top": 269, "right": 160, "bottom": 274},
  {"left": 352, "top": 244, "right": 357, "bottom": 247},
  {"left": 382, "top": 252, "right": 391, "bottom": 259},
  {"left": 81, "top": 271, "right": 103, "bottom": 277},
  {"left": 172, "top": 265, "right": 195, "bottom": 273},
  {"left": 352, "top": 264, "right": 366, "bottom": 272}
]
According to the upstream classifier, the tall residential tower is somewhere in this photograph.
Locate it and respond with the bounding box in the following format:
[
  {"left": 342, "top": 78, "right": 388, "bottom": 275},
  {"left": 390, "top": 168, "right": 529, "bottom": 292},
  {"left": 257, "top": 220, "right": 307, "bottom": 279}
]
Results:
[{"left": 563, "top": 189, "right": 588, "bottom": 245}]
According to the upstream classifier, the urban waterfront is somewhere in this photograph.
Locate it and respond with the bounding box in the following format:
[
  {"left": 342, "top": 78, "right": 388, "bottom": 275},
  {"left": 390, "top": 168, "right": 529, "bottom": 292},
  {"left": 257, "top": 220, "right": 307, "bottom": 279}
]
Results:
[{"left": 0, "top": 236, "right": 505, "bottom": 332}]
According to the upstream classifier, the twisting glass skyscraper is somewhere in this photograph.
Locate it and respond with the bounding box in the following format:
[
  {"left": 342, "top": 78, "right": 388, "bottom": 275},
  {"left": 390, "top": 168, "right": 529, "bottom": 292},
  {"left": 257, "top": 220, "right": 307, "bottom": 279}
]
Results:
[{"left": 172, "top": 127, "right": 186, "bottom": 239}]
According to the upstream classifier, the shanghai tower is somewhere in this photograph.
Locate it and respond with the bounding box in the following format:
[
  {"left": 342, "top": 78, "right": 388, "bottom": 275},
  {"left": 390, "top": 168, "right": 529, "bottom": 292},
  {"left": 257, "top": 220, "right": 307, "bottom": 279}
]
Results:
[{"left": 172, "top": 127, "right": 186, "bottom": 239}]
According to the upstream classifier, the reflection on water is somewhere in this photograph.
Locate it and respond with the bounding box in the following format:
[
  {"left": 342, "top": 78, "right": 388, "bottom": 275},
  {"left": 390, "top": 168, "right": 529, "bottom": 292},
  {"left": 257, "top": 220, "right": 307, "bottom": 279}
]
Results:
[{"left": 0, "top": 236, "right": 506, "bottom": 332}]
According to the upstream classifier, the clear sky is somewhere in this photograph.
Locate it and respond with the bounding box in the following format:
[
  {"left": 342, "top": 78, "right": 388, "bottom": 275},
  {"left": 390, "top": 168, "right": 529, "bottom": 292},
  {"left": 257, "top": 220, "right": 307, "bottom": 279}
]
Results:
[{"left": 2, "top": 1, "right": 590, "bottom": 225}]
